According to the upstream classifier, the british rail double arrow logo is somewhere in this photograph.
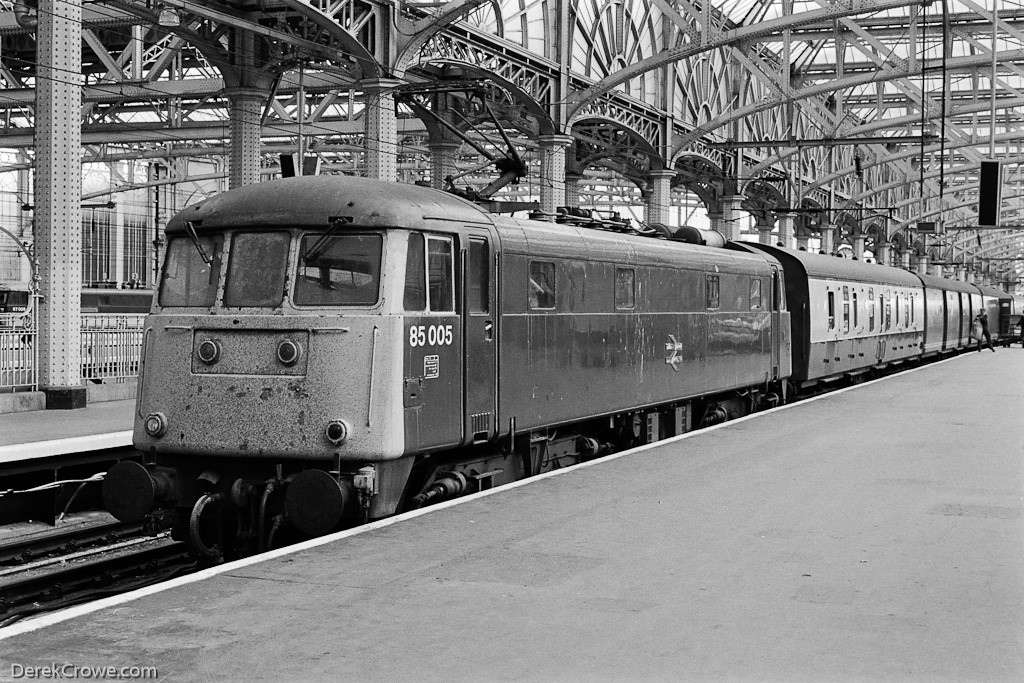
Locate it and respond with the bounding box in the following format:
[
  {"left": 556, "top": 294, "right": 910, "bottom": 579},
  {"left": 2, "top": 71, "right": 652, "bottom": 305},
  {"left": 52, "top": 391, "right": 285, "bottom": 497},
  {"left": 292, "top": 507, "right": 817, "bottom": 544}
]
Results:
[{"left": 665, "top": 335, "right": 683, "bottom": 371}]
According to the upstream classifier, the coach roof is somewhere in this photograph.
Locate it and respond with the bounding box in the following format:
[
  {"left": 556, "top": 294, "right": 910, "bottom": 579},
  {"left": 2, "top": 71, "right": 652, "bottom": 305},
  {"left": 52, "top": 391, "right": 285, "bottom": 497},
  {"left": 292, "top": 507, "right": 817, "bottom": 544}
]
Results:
[
  {"left": 165, "top": 176, "right": 492, "bottom": 233},
  {"left": 916, "top": 272, "right": 982, "bottom": 294},
  {"left": 745, "top": 244, "right": 921, "bottom": 287}
]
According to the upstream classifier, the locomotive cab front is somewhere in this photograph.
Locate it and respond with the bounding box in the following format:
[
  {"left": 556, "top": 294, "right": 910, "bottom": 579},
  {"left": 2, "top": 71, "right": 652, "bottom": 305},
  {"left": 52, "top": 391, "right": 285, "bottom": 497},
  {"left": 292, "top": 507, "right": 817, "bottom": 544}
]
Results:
[{"left": 103, "top": 177, "right": 502, "bottom": 557}]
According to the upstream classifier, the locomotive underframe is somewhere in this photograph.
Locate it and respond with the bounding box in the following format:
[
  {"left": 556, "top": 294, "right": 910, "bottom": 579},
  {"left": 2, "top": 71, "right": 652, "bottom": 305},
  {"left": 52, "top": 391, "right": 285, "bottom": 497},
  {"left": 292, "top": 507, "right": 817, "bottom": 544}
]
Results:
[{"left": 115, "top": 378, "right": 786, "bottom": 562}]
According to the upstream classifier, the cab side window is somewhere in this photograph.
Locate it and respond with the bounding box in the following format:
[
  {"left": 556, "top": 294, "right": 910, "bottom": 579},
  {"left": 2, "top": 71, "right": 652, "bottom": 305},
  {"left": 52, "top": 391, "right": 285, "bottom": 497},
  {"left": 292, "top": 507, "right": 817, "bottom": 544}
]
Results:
[
  {"left": 404, "top": 233, "right": 426, "bottom": 311},
  {"left": 427, "top": 236, "right": 455, "bottom": 312},
  {"left": 468, "top": 238, "right": 489, "bottom": 314},
  {"left": 749, "top": 278, "right": 762, "bottom": 310},
  {"left": 405, "top": 232, "right": 455, "bottom": 313}
]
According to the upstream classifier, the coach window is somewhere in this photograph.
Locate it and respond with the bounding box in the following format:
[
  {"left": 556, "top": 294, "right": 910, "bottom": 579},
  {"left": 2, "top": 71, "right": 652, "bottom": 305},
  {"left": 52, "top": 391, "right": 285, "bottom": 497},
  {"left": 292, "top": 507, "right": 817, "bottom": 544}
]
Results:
[
  {"left": 404, "top": 233, "right": 426, "bottom": 310},
  {"left": 159, "top": 235, "right": 223, "bottom": 307},
  {"left": 427, "top": 235, "right": 455, "bottom": 312},
  {"left": 885, "top": 296, "right": 892, "bottom": 330},
  {"left": 615, "top": 268, "right": 635, "bottom": 309},
  {"left": 842, "top": 286, "right": 850, "bottom": 332},
  {"left": 895, "top": 294, "right": 900, "bottom": 328},
  {"left": 868, "top": 288, "right": 875, "bottom": 331},
  {"left": 224, "top": 232, "right": 289, "bottom": 307},
  {"left": 852, "top": 292, "right": 859, "bottom": 328},
  {"left": 749, "top": 278, "right": 762, "bottom": 310},
  {"left": 827, "top": 291, "right": 835, "bottom": 330},
  {"left": 705, "top": 275, "right": 720, "bottom": 310},
  {"left": 529, "top": 261, "right": 556, "bottom": 309},
  {"left": 295, "top": 233, "right": 382, "bottom": 306}
]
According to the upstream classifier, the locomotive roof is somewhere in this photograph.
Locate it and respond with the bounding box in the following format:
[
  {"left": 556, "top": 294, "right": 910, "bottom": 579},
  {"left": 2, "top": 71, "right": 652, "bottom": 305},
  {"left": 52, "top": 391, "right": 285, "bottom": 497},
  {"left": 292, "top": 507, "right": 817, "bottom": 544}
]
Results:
[
  {"left": 493, "top": 215, "right": 776, "bottom": 273},
  {"left": 745, "top": 243, "right": 922, "bottom": 287},
  {"left": 165, "top": 176, "right": 491, "bottom": 233}
]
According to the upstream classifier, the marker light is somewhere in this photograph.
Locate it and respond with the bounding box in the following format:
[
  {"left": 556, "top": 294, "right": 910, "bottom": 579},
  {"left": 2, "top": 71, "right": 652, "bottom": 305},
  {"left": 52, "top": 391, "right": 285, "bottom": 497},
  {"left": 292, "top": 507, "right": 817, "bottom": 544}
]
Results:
[
  {"left": 197, "top": 339, "right": 220, "bottom": 364},
  {"left": 325, "top": 420, "right": 349, "bottom": 445},
  {"left": 144, "top": 412, "right": 168, "bottom": 437},
  {"left": 277, "top": 339, "right": 301, "bottom": 366}
]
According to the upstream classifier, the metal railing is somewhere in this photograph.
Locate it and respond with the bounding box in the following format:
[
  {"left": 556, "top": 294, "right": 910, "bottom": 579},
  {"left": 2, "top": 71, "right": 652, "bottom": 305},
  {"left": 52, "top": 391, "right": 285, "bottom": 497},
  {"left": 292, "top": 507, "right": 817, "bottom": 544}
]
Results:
[
  {"left": 0, "top": 313, "right": 36, "bottom": 390},
  {"left": 80, "top": 315, "right": 146, "bottom": 384},
  {"left": 0, "top": 312, "right": 146, "bottom": 391}
]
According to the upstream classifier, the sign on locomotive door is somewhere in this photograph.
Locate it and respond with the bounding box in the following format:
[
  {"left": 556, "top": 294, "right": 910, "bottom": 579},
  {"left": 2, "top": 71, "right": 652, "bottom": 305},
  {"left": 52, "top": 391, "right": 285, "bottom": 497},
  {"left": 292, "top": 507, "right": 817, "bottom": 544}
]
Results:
[{"left": 463, "top": 232, "right": 497, "bottom": 444}]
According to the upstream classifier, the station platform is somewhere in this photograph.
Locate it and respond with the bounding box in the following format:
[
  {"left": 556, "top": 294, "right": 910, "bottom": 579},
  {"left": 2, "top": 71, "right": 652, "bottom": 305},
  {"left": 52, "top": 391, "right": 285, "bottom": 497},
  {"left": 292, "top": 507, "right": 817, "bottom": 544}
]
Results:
[
  {"left": 0, "top": 398, "right": 133, "bottom": 462},
  {"left": 1, "top": 351, "right": 1022, "bottom": 680}
]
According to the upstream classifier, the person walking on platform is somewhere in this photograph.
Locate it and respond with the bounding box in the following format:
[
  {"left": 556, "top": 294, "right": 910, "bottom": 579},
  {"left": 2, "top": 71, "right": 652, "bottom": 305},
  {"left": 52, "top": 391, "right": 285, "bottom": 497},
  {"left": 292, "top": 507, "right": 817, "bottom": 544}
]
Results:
[{"left": 974, "top": 310, "right": 995, "bottom": 352}]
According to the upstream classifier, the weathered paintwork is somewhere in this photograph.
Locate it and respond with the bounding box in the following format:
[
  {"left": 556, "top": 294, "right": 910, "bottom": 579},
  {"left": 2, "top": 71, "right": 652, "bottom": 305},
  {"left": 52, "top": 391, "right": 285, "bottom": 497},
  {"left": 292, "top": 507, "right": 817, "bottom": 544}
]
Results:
[
  {"left": 494, "top": 220, "right": 788, "bottom": 431},
  {"left": 136, "top": 312, "right": 406, "bottom": 461}
]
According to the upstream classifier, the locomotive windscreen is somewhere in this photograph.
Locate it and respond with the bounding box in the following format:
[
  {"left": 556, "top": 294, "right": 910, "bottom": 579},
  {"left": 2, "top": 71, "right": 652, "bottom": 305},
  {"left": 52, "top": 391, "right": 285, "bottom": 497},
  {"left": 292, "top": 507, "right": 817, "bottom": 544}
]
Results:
[
  {"left": 224, "top": 232, "right": 290, "bottom": 307},
  {"left": 294, "top": 233, "right": 382, "bottom": 306},
  {"left": 160, "top": 235, "right": 223, "bottom": 307}
]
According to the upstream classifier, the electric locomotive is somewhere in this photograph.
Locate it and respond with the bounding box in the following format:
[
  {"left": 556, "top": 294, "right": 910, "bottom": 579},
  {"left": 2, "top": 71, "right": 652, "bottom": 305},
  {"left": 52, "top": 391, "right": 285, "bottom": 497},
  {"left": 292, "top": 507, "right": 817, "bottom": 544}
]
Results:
[
  {"left": 102, "top": 175, "right": 1012, "bottom": 559},
  {"left": 102, "top": 175, "right": 793, "bottom": 559}
]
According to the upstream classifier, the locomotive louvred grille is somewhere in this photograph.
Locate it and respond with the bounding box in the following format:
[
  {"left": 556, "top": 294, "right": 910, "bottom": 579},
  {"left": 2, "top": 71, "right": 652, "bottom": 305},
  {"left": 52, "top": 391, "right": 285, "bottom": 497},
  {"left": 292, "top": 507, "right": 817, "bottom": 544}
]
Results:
[{"left": 470, "top": 412, "right": 491, "bottom": 434}]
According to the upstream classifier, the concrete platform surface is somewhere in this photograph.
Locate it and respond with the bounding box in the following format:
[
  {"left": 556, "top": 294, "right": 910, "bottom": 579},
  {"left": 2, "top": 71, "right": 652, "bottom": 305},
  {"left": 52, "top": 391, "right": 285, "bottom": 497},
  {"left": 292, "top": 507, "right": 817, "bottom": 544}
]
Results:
[
  {"left": 2, "top": 351, "right": 1022, "bottom": 681},
  {"left": 0, "top": 399, "right": 133, "bottom": 448}
]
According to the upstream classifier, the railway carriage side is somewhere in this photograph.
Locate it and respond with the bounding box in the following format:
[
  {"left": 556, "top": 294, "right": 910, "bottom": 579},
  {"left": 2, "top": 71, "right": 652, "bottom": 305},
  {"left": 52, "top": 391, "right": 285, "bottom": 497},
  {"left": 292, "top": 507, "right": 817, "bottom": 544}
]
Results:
[{"left": 745, "top": 245, "right": 925, "bottom": 388}]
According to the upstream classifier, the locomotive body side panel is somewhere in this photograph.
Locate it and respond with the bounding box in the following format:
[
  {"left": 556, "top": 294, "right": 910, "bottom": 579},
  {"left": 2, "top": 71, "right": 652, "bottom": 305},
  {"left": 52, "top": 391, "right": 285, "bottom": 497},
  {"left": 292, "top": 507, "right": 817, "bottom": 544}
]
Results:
[{"left": 495, "top": 222, "right": 778, "bottom": 431}]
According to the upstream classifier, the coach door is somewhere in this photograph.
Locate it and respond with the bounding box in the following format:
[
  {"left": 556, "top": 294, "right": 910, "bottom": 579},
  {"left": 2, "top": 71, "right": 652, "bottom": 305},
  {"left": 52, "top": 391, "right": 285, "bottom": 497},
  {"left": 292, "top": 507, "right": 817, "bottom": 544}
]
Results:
[
  {"left": 462, "top": 229, "right": 498, "bottom": 444},
  {"left": 769, "top": 266, "right": 782, "bottom": 379}
]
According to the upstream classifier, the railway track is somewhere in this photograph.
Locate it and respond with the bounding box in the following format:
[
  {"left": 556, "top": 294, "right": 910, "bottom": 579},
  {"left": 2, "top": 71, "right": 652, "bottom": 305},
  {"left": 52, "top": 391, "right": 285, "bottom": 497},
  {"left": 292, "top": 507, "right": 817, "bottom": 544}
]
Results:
[
  {"left": 0, "top": 519, "right": 144, "bottom": 567},
  {"left": 0, "top": 530, "right": 194, "bottom": 627}
]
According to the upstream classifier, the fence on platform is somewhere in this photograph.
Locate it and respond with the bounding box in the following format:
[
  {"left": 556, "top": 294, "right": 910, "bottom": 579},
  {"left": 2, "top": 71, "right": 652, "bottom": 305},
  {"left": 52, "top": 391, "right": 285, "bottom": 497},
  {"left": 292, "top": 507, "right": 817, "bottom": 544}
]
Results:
[
  {"left": 0, "top": 312, "right": 145, "bottom": 391},
  {"left": 80, "top": 314, "right": 145, "bottom": 384},
  {"left": 0, "top": 312, "right": 36, "bottom": 390}
]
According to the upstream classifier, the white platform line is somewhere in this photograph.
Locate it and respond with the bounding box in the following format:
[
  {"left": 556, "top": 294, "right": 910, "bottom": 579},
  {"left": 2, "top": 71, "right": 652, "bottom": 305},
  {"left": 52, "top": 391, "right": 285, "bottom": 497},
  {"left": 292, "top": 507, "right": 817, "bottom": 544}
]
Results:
[
  {"left": 0, "top": 431, "right": 133, "bottom": 464},
  {"left": 0, "top": 354, "right": 963, "bottom": 641}
]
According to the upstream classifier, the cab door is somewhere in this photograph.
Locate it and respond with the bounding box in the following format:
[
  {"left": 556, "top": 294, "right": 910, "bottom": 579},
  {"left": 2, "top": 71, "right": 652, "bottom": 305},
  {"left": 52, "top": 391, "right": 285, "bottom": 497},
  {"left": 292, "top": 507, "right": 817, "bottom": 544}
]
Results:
[
  {"left": 403, "top": 231, "right": 463, "bottom": 451},
  {"left": 462, "top": 229, "right": 498, "bottom": 444}
]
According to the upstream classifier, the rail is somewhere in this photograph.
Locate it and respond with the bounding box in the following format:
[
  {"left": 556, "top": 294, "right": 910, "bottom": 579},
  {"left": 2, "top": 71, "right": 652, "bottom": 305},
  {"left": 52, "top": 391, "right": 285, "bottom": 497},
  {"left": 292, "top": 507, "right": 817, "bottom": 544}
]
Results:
[{"left": 0, "top": 313, "right": 145, "bottom": 391}]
